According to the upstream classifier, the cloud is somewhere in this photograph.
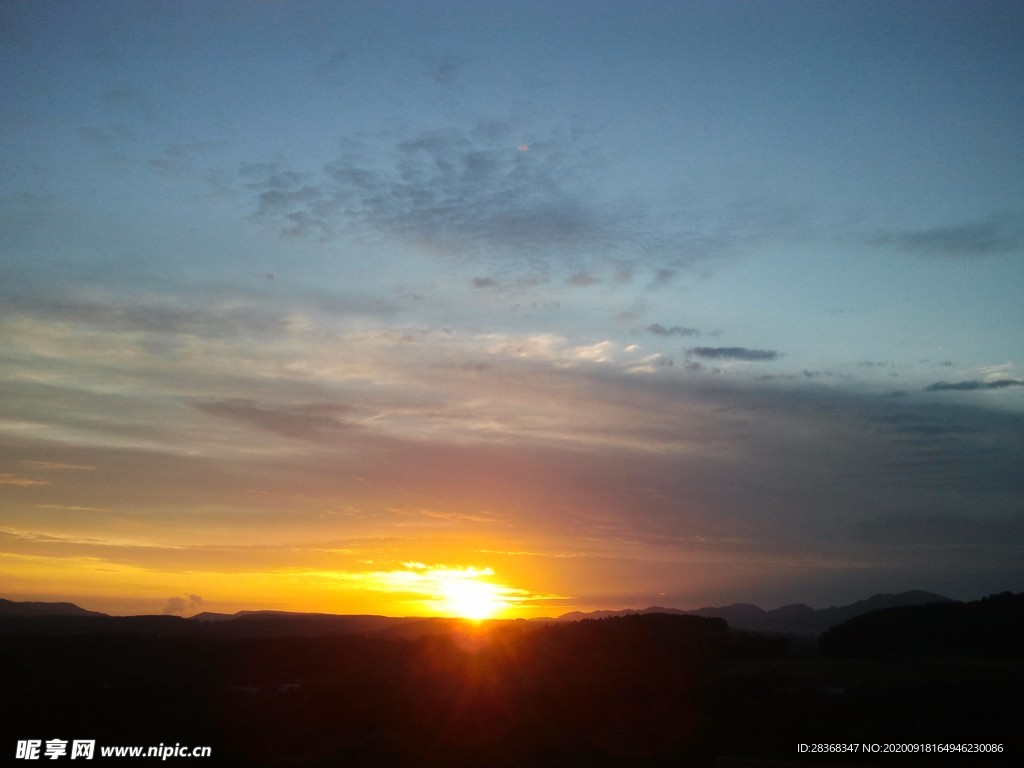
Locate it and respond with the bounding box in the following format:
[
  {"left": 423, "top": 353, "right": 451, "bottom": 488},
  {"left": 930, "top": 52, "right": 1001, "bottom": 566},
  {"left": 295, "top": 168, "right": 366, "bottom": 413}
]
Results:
[
  {"left": 925, "top": 379, "right": 1024, "bottom": 392},
  {"left": 194, "top": 399, "right": 358, "bottom": 441},
  {"left": 20, "top": 461, "right": 95, "bottom": 471},
  {"left": 647, "top": 323, "right": 699, "bottom": 338},
  {"left": 0, "top": 291, "right": 396, "bottom": 353},
  {"left": 863, "top": 403, "right": 1024, "bottom": 496},
  {"left": 5, "top": 352, "right": 1023, "bottom": 606},
  {"left": 874, "top": 412, "right": 977, "bottom": 437},
  {"left": 0, "top": 473, "right": 48, "bottom": 486},
  {"left": 162, "top": 594, "right": 203, "bottom": 616},
  {"left": 649, "top": 268, "right": 677, "bottom": 287},
  {"left": 239, "top": 124, "right": 608, "bottom": 251},
  {"left": 875, "top": 218, "right": 1023, "bottom": 258},
  {"left": 1, "top": 293, "right": 291, "bottom": 340},
  {"left": 236, "top": 122, "right": 732, "bottom": 278},
  {"left": 36, "top": 505, "right": 111, "bottom": 513},
  {"left": 687, "top": 346, "right": 780, "bottom": 361}
]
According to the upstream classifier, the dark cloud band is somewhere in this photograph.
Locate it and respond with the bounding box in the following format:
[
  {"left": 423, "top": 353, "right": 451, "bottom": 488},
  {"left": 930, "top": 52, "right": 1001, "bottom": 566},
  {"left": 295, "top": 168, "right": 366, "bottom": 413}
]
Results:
[
  {"left": 925, "top": 379, "right": 1024, "bottom": 392},
  {"left": 687, "top": 346, "right": 780, "bottom": 361}
]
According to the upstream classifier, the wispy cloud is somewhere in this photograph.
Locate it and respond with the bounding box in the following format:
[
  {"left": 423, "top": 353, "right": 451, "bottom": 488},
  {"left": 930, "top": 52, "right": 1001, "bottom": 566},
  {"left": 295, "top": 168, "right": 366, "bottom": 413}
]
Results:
[
  {"left": 4, "top": 355, "right": 1023, "bottom": 606},
  {"left": 687, "top": 346, "right": 780, "bottom": 361},
  {"left": 0, "top": 473, "right": 48, "bottom": 487},
  {"left": 1, "top": 293, "right": 291, "bottom": 339},
  {"left": 242, "top": 124, "right": 611, "bottom": 254},
  {"left": 20, "top": 461, "right": 95, "bottom": 471},
  {"left": 875, "top": 218, "right": 1023, "bottom": 258},
  {"left": 925, "top": 378, "right": 1024, "bottom": 391},
  {"left": 195, "top": 399, "right": 359, "bottom": 442},
  {"left": 36, "top": 505, "right": 111, "bottom": 513},
  {"left": 647, "top": 323, "right": 700, "bottom": 338},
  {"left": 235, "top": 122, "right": 735, "bottom": 280}
]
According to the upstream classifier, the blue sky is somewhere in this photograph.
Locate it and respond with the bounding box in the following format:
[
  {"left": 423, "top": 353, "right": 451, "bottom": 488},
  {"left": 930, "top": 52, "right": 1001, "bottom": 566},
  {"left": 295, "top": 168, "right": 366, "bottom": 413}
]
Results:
[{"left": 2, "top": 1, "right": 1022, "bottom": 616}]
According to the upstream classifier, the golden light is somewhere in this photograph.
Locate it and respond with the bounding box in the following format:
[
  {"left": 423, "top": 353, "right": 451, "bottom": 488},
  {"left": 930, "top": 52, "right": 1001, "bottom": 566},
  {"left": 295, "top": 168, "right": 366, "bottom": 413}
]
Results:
[
  {"left": 285, "top": 562, "right": 540, "bottom": 619},
  {"left": 435, "top": 569, "right": 509, "bottom": 620}
]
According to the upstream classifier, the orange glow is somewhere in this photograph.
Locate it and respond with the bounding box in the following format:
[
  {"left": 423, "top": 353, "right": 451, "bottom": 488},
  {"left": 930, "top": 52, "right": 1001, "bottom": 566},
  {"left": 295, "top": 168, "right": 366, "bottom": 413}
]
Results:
[
  {"left": 433, "top": 567, "right": 509, "bottom": 620},
  {"left": 0, "top": 531, "right": 570, "bottom": 618}
]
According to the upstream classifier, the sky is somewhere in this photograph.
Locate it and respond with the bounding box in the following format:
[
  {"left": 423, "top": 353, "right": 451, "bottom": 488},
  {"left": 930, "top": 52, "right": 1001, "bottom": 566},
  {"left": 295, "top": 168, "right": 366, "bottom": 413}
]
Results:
[{"left": 1, "top": 0, "right": 1023, "bottom": 618}]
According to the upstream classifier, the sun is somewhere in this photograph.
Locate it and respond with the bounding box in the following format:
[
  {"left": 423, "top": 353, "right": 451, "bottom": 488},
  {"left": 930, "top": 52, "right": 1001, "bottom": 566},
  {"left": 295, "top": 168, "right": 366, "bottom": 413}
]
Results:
[{"left": 435, "top": 569, "right": 509, "bottom": 621}]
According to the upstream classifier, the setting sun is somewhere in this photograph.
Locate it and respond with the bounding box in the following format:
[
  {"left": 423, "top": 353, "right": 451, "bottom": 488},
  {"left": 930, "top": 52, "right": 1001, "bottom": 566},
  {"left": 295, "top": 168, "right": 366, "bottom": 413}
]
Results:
[
  {"left": 423, "top": 569, "right": 512, "bottom": 622},
  {"left": 436, "top": 570, "right": 509, "bottom": 620}
]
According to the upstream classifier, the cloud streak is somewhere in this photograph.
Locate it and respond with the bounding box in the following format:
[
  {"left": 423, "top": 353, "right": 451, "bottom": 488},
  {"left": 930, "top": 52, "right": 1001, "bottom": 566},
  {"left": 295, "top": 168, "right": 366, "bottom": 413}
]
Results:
[
  {"left": 4, "top": 338, "right": 1023, "bottom": 610},
  {"left": 0, "top": 473, "right": 48, "bottom": 487},
  {"left": 647, "top": 324, "right": 700, "bottom": 338},
  {"left": 875, "top": 218, "right": 1023, "bottom": 259},
  {"left": 687, "top": 347, "right": 780, "bottom": 361},
  {"left": 194, "top": 399, "right": 359, "bottom": 442},
  {"left": 925, "top": 379, "right": 1024, "bottom": 392}
]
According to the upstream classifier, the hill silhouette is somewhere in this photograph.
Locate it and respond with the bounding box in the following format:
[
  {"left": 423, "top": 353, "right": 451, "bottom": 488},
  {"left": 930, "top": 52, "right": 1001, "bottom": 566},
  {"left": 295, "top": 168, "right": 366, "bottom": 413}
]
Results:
[
  {"left": 558, "top": 590, "right": 952, "bottom": 635},
  {"left": 820, "top": 591, "right": 1024, "bottom": 658},
  {"left": 0, "top": 597, "right": 107, "bottom": 618},
  {"left": 2, "top": 593, "right": 1020, "bottom": 765},
  {"left": 0, "top": 591, "right": 953, "bottom": 641}
]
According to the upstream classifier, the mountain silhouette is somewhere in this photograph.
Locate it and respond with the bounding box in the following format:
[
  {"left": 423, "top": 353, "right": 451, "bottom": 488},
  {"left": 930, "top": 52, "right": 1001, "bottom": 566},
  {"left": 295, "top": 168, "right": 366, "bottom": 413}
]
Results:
[
  {"left": 0, "top": 597, "right": 107, "bottom": 618},
  {"left": 820, "top": 591, "right": 1024, "bottom": 658},
  {"left": 557, "top": 590, "right": 953, "bottom": 635},
  {"left": 3, "top": 591, "right": 1018, "bottom": 767},
  {"left": 0, "top": 590, "right": 957, "bottom": 638}
]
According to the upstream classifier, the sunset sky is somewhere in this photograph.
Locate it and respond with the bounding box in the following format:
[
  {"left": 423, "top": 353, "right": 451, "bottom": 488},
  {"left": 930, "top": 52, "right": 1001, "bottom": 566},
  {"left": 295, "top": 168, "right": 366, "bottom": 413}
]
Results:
[{"left": 2, "top": 1, "right": 1022, "bottom": 618}]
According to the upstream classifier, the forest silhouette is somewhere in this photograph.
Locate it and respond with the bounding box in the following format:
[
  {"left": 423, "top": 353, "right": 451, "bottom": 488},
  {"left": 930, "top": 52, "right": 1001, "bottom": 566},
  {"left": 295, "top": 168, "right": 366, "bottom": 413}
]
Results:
[{"left": 3, "top": 595, "right": 1021, "bottom": 766}]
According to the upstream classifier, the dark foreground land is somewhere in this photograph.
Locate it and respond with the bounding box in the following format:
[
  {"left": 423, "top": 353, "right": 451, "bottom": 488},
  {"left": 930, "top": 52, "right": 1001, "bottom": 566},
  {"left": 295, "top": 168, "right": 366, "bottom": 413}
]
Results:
[{"left": 2, "top": 594, "right": 1022, "bottom": 767}]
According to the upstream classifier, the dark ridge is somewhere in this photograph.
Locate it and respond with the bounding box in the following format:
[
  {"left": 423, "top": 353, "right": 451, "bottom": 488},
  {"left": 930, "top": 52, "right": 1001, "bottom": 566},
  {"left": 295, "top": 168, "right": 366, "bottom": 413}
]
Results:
[
  {"left": 558, "top": 590, "right": 953, "bottom": 636},
  {"left": 820, "top": 591, "right": 1024, "bottom": 658},
  {"left": 0, "top": 598, "right": 107, "bottom": 618}
]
